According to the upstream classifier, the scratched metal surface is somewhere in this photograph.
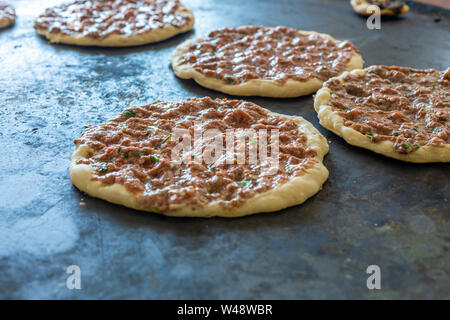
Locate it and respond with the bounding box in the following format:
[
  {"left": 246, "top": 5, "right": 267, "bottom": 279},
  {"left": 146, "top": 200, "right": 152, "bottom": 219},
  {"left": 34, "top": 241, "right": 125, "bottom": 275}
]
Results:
[{"left": 0, "top": 0, "right": 449, "bottom": 299}]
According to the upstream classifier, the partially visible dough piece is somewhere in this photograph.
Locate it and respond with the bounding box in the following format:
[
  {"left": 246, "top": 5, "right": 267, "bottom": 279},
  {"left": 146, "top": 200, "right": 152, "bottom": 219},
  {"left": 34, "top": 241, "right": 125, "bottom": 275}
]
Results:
[
  {"left": 0, "top": 2, "right": 15, "bottom": 29},
  {"left": 35, "top": 0, "right": 194, "bottom": 47},
  {"left": 314, "top": 66, "right": 450, "bottom": 163},
  {"left": 171, "top": 26, "right": 363, "bottom": 98},
  {"left": 351, "top": 0, "right": 409, "bottom": 16}
]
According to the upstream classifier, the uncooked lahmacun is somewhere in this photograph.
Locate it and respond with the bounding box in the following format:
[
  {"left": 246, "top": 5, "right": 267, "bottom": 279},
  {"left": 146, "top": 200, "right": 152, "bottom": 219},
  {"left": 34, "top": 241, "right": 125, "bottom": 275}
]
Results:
[
  {"left": 314, "top": 65, "right": 450, "bottom": 163},
  {"left": 34, "top": 0, "right": 194, "bottom": 47},
  {"left": 70, "top": 97, "right": 329, "bottom": 217},
  {"left": 171, "top": 26, "right": 363, "bottom": 98},
  {"left": 0, "top": 1, "right": 15, "bottom": 29},
  {"left": 350, "top": 0, "right": 409, "bottom": 16}
]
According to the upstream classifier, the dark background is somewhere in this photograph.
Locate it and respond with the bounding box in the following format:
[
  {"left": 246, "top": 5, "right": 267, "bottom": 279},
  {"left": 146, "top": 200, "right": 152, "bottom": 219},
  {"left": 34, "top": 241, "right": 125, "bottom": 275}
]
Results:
[{"left": 0, "top": 0, "right": 449, "bottom": 299}]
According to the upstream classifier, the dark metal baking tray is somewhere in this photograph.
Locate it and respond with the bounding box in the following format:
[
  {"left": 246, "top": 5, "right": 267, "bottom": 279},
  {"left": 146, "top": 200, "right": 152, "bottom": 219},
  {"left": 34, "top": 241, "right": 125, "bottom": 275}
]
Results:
[{"left": 0, "top": 0, "right": 448, "bottom": 299}]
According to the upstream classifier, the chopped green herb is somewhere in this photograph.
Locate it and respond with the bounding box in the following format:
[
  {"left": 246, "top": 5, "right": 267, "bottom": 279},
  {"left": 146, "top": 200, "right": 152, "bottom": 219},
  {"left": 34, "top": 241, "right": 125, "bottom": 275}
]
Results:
[
  {"left": 412, "top": 127, "right": 418, "bottom": 132},
  {"left": 124, "top": 151, "right": 129, "bottom": 158},
  {"left": 118, "top": 148, "right": 122, "bottom": 153},
  {"left": 432, "top": 127, "right": 441, "bottom": 133},
  {"left": 296, "top": 57, "right": 301, "bottom": 61},
  {"left": 150, "top": 155, "right": 159, "bottom": 163},
  {"left": 88, "top": 151, "right": 93, "bottom": 157},
  {"left": 160, "top": 135, "right": 171, "bottom": 145},
  {"left": 136, "top": 150, "right": 142, "bottom": 157},
  {"left": 321, "top": 66, "right": 327, "bottom": 70},
  {"left": 226, "top": 77, "right": 235, "bottom": 83},
  {"left": 237, "top": 180, "right": 252, "bottom": 188},
  {"left": 414, "top": 144, "right": 420, "bottom": 149},
  {"left": 439, "top": 117, "right": 445, "bottom": 122},
  {"left": 366, "top": 134, "right": 376, "bottom": 142},
  {"left": 123, "top": 110, "right": 136, "bottom": 117},
  {"left": 402, "top": 143, "right": 410, "bottom": 149},
  {"left": 250, "top": 139, "right": 257, "bottom": 144},
  {"left": 97, "top": 165, "right": 108, "bottom": 173}
]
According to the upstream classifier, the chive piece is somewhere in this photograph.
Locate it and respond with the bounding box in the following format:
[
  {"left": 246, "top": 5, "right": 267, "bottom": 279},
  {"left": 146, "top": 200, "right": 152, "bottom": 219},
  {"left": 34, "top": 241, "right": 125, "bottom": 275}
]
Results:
[
  {"left": 412, "top": 127, "right": 418, "bottom": 132},
  {"left": 123, "top": 110, "right": 136, "bottom": 117},
  {"left": 160, "top": 135, "right": 171, "bottom": 145},
  {"left": 237, "top": 180, "right": 252, "bottom": 188},
  {"left": 366, "top": 134, "right": 376, "bottom": 142},
  {"left": 296, "top": 57, "right": 301, "bottom": 61},
  {"left": 118, "top": 148, "right": 122, "bottom": 153},
  {"left": 226, "top": 77, "right": 234, "bottom": 83},
  {"left": 124, "top": 151, "right": 129, "bottom": 158},
  {"left": 150, "top": 155, "right": 159, "bottom": 163},
  {"left": 88, "top": 151, "right": 93, "bottom": 157},
  {"left": 439, "top": 117, "right": 445, "bottom": 122},
  {"left": 414, "top": 144, "right": 420, "bottom": 149},
  {"left": 136, "top": 150, "right": 142, "bottom": 157},
  {"left": 250, "top": 139, "right": 257, "bottom": 144},
  {"left": 97, "top": 165, "right": 108, "bottom": 173},
  {"left": 402, "top": 143, "right": 410, "bottom": 149}
]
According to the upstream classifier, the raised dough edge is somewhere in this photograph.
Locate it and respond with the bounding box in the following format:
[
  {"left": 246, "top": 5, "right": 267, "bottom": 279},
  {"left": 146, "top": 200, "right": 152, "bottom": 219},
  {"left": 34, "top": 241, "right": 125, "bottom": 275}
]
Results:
[
  {"left": 35, "top": 4, "right": 194, "bottom": 47},
  {"left": 313, "top": 68, "right": 450, "bottom": 163},
  {"left": 70, "top": 108, "right": 329, "bottom": 217},
  {"left": 171, "top": 29, "right": 364, "bottom": 98}
]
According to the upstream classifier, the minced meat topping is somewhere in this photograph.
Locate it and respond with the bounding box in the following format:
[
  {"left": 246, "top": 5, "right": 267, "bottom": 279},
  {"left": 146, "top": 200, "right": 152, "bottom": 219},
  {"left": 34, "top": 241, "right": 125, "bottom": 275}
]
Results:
[
  {"left": 178, "top": 26, "right": 360, "bottom": 85},
  {"left": 74, "top": 97, "right": 318, "bottom": 211},
  {"left": 325, "top": 65, "right": 449, "bottom": 153},
  {"left": 35, "top": 0, "right": 192, "bottom": 39}
]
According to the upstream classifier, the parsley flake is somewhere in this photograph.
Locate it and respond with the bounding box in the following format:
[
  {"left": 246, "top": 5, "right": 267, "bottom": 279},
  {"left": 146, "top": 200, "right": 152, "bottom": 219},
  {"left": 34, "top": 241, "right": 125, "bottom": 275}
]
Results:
[
  {"left": 237, "top": 180, "right": 252, "bottom": 188},
  {"left": 123, "top": 110, "right": 136, "bottom": 117}
]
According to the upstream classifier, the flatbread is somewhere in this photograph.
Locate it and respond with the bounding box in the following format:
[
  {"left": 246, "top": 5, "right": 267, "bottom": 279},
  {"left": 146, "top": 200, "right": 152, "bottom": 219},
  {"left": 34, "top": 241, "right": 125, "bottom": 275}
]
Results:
[
  {"left": 0, "top": 2, "right": 15, "bottom": 29},
  {"left": 35, "top": 0, "right": 194, "bottom": 47},
  {"left": 70, "top": 97, "right": 329, "bottom": 217},
  {"left": 171, "top": 26, "right": 363, "bottom": 98},
  {"left": 351, "top": 0, "right": 409, "bottom": 16},
  {"left": 314, "top": 66, "right": 450, "bottom": 163}
]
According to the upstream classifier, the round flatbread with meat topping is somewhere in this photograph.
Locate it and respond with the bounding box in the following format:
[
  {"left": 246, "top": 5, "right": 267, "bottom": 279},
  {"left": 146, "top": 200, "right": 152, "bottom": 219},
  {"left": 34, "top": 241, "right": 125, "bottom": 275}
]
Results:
[
  {"left": 70, "top": 97, "right": 329, "bottom": 217},
  {"left": 351, "top": 0, "right": 409, "bottom": 16},
  {"left": 171, "top": 26, "right": 363, "bottom": 98},
  {"left": 0, "top": 2, "right": 15, "bottom": 29},
  {"left": 35, "top": 0, "right": 194, "bottom": 47},
  {"left": 314, "top": 66, "right": 450, "bottom": 163}
]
